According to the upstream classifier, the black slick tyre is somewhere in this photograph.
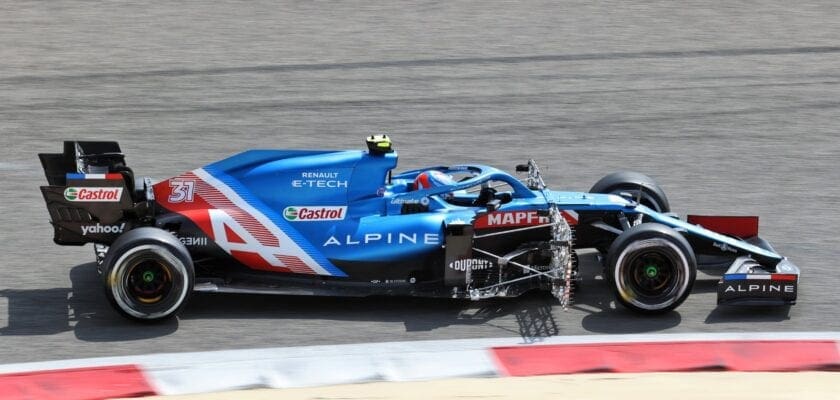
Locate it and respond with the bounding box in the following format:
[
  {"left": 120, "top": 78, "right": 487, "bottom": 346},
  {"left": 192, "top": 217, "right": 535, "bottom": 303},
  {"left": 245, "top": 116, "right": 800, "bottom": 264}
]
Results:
[
  {"left": 101, "top": 227, "right": 194, "bottom": 322},
  {"left": 590, "top": 171, "right": 670, "bottom": 213},
  {"left": 607, "top": 223, "right": 696, "bottom": 314}
]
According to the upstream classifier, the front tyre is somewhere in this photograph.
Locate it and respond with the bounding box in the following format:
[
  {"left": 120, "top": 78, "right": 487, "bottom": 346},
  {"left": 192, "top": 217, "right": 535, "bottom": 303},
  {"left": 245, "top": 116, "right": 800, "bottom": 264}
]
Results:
[
  {"left": 102, "top": 227, "right": 194, "bottom": 322},
  {"left": 589, "top": 171, "right": 670, "bottom": 213},
  {"left": 607, "top": 223, "right": 696, "bottom": 314}
]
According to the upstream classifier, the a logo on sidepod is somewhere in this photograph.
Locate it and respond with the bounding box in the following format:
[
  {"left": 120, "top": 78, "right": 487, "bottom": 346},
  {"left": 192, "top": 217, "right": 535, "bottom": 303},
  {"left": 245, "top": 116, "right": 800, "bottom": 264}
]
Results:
[
  {"left": 64, "top": 187, "right": 123, "bottom": 202},
  {"left": 283, "top": 206, "right": 347, "bottom": 221}
]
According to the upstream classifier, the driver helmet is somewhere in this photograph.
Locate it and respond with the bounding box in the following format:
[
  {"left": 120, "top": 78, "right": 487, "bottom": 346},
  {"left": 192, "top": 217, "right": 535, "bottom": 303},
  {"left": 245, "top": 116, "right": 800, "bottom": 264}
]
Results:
[{"left": 414, "top": 170, "right": 455, "bottom": 190}]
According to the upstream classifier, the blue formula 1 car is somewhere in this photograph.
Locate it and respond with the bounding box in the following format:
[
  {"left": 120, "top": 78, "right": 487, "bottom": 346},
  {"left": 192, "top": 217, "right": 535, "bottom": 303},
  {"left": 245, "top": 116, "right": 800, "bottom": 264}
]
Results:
[{"left": 38, "top": 136, "right": 799, "bottom": 321}]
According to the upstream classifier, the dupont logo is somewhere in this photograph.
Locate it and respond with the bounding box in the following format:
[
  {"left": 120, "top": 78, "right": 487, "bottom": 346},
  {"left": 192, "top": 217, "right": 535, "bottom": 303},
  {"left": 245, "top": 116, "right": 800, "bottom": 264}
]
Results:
[
  {"left": 448, "top": 258, "right": 494, "bottom": 272},
  {"left": 64, "top": 187, "right": 123, "bottom": 202},
  {"left": 283, "top": 206, "right": 347, "bottom": 221}
]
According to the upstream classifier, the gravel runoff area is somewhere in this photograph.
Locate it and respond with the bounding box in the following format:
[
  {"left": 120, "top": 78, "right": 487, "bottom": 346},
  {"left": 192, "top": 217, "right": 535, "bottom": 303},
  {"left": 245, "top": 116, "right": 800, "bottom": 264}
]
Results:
[{"left": 123, "top": 372, "right": 840, "bottom": 400}]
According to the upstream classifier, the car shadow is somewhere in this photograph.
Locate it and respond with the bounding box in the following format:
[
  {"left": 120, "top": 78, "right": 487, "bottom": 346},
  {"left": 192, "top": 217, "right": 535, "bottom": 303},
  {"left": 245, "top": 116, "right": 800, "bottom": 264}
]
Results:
[
  {"left": 0, "top": 287, "right": 73, "bottom": 336},
  {"left": 182, "top": 291, "right": 563, "bottom": 343},
  {"left": 0, "top": 262, "right": 178, "bottom": 341},
  {"left": 571, "top": 279, "right": 683, "bottom": 334},
  {"left": 181, "top": 251, "right": 683, "bottom": 339},
  {"left": 704, "top": 305, "right": 792, "bottom": 323},
  {"left": 1, "top": 253, "right": 703, "bottom": 343}
]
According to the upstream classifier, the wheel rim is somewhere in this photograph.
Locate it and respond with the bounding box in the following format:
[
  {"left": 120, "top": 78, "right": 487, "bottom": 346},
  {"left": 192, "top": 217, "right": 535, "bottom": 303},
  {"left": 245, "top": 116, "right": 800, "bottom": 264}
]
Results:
[
  {"left": 126, "top": 258, "right": 173, "bottom": 304},
  {"left": 627, "top": 251, "right": 677, "bottom": 297},
  {"left": 614, "top": 238, "right": 690, "bottom": 311}
]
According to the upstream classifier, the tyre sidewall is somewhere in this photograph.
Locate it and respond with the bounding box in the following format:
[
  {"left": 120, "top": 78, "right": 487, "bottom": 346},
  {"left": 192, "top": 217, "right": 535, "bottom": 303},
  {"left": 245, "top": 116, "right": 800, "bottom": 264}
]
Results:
[
  {"left": 102, "top": 227, "right": 194, "bottom": 321},
  {"left": 607, "top": 223, "right": 696, "bottom": 314},
  {"left": 589, "top": 171, "right": 671, "bottom": 213}
]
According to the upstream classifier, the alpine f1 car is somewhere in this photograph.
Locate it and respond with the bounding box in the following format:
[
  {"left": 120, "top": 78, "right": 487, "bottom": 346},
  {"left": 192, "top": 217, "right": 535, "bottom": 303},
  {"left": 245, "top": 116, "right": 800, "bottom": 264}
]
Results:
[{"left": 38, "top": 136, "right": 799, "bottom": 321}]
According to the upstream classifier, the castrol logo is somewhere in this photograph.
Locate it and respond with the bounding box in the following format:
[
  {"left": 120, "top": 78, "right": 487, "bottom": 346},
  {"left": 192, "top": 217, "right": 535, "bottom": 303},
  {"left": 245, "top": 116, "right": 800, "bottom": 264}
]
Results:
[
  {"left": 283, "top": 206, "right": 347, "bottom": 221},
  {"left": 64, "top": 187, "right": 124, "bottom": 202}
]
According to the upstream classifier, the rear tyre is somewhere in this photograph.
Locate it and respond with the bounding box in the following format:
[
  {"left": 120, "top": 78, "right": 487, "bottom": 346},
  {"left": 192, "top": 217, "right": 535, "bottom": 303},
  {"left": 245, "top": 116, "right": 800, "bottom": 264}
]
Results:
[
  {"left": 607, "top": 223, "right": 696, "bottom": 314},
  {"left": 102, "top": 227, "right": 194, "bottom": 322},
  {"left": 590, "top": 171, "right": 670, "bottom": 213}
]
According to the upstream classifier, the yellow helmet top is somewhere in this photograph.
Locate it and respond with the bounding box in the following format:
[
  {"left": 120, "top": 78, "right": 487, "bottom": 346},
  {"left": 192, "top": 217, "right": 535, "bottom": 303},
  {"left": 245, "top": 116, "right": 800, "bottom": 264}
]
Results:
[{"left": 366, "top": 134, "right": 393, "bottom": 154}]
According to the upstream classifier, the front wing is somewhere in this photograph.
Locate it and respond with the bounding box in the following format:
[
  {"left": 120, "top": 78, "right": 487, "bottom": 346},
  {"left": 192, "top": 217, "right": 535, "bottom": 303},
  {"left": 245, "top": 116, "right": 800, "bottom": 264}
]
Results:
[{"left": 717, "top": 257, "right": 799, "bottom": 306}]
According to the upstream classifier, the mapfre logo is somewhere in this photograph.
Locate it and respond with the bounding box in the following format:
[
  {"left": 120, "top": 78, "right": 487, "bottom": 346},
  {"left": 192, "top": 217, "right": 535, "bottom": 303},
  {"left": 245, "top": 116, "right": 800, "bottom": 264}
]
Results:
[
  {"left": 474, "top": 210, "right": 549, "bottom": 229},
  {"left": 64, "top": 187, "right": 123, "bottom": 202},
  {"left": 283, "top": 206, "right": 347, "bottom": 221}
]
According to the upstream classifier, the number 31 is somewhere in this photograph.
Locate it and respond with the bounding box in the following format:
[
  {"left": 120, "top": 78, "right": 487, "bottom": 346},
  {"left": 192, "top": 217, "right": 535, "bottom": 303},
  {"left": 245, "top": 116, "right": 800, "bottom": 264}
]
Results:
[{"left": 169, "top": 180, "right": 195, "bottom": 203}]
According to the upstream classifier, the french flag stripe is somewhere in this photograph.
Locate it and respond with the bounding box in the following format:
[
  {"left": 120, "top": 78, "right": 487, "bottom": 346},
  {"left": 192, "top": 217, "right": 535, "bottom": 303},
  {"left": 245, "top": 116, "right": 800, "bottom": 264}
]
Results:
[
  {"left": 724, "top": 274, "right": 771, "bottom": 281},
  {"left": 65, "top": 173, "right": 123, "bottom": 180}
]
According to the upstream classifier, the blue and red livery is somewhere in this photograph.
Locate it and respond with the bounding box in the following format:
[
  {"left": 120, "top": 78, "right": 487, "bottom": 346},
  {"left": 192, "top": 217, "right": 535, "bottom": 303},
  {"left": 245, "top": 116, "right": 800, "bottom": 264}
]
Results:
[{"left": 38, "top": 137, "right": 799, "bottom": 321}]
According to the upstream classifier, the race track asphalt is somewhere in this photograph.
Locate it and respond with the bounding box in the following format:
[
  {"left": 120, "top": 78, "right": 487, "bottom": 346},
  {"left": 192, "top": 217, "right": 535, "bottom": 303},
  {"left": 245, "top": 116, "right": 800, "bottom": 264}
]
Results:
[{"left": 1, "top": 1, "right": 839, "bottom": 363}]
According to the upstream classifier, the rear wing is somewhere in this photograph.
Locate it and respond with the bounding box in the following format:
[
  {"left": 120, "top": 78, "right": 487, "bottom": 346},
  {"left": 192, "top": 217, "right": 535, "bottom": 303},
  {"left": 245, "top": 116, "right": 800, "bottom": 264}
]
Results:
[
  {"left": 38, "top": 141, "right": 151, "bottom": 245},
  {"left": 39, "top": 141, "right": 126, "bottom": 186}
]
